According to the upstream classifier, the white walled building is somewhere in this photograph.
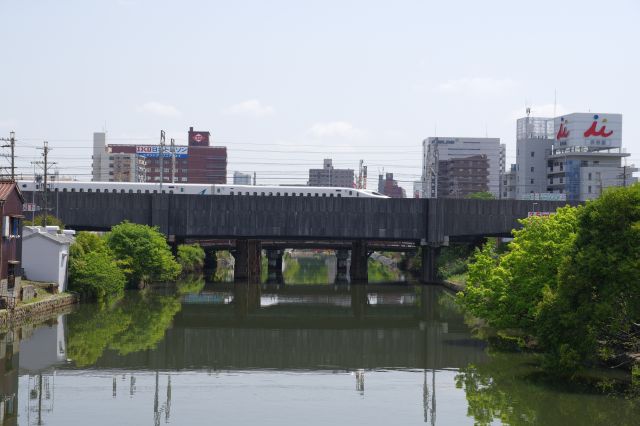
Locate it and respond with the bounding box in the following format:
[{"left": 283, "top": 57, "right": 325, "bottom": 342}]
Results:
[
  {"left": 514, "top": 116, "right": 555, "bottom": 197},
  {"left": 22, "top": 226, "right": 75, "bottom": 292},
  {"left": 422, "top": 137, "right": 506, "bottom": 198}
]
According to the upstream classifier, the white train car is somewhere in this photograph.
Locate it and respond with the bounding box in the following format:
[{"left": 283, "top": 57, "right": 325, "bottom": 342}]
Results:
[{"left": 17, "top": 181, "right": 389, "bottom": 198}]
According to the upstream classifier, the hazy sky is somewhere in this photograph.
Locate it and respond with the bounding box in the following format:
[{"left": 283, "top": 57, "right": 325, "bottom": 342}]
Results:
[{"left": 1, "top": 0, "right": 639, "bottom": 190}]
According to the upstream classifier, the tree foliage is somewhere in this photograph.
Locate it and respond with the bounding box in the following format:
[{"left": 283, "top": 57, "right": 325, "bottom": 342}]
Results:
[
  {"left": 68, "top": 232, "right": 127, "bottom": 301},
  {"left": 24, "top": 214, "right": 65, "bottom": 228},
  {"left": 458, "top": 206, "right": 580, "bottom": 333},
  {"left": 176, "top": 244, "right": 205, "bottom": 272},
  {"left": 466, "top": 191, "right": 495, "bottom": 200},
  {"left": 105, "top": 222, "right": 181, "bottom": 285}
]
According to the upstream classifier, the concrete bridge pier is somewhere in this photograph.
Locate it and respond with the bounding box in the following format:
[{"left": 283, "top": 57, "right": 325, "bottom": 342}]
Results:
[
  {"left": 349, "top": 241, "right": 369, "bottom": 282},
  {"left": 420, "top": 245, "right": 441, "bottom": 283},
  {"left": 335, "top": 249, "right": 349, "bottom": 283},
  {"left": 233, "top": 239, "right": 262, "bottom": 283},
  {"left": 265, "top": 249, "right": 284, "bottom": 284}
]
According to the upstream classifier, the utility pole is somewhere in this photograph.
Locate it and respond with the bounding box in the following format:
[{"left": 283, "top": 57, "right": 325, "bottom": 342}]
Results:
[
  {"left": 0, "top": 131, "right": 16, "bottom": 180},
  {"left": 170, "top": 138, "right": 176, "bottom": 184},
  {"left": 253, "top": 172, "right": 256, "bottom": 186},
  {"left": 159, "top": 130, "right": 165, "bottom": 188},
  {"left": 32, "top": 141, "right": 56, "bottom": 226}
]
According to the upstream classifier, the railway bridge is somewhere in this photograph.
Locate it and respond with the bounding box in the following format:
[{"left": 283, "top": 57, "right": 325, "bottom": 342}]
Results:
[{"left": 24, "top": 191, "right": 570, "bottom": 282}]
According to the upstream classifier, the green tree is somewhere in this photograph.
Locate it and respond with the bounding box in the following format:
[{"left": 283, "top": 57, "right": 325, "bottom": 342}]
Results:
[
  {"left": 69, "top": 232, "right": 127, "bottom": 301},
  {"left": 176, "top": 244, "right": 206, "bottom": 272},
  {"left": 458, "top": 206, "right": 579, "bottom": 333},
  {"left": 466, "top": 191, "right": 495, "bottom": 200},
  {"left": 537, "top": 184, "right": 640, "bottom": 373},
  {"left": 24, "top": 214, "right": 65, "bottom": 228},
  {"left": 105, "top": 222, "right": 181, "bottom": 285}
]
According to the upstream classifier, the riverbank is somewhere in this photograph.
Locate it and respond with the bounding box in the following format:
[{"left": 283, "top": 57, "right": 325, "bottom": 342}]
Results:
[{"left": 0, "top": 292, "right": 78, "bottom": 329}]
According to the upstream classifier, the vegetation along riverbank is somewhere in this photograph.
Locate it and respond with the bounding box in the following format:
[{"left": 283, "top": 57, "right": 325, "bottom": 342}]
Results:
[{"left": 456, "top": 184, "right": 640, "bottom": 388}]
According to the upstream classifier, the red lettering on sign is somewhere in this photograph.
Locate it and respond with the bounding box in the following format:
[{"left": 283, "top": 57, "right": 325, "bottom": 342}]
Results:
[
  {"left": 583, "top": 121, "right": 613, "bottom": 138},
  {"left": 556, "top": 123, "right": 569, "bottom": 140}
]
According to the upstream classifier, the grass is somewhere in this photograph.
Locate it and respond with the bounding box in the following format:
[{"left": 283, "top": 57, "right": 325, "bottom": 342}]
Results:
[{"left": 447, "top": 273, "right": 468, "bottom": 287}]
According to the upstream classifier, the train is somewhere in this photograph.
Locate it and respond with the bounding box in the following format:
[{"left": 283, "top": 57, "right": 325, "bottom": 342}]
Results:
[{"left": 17, "top": 180, "right": 389, "bottom": 199}]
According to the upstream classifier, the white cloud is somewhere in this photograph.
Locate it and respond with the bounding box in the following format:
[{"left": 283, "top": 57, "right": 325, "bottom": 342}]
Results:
[
  {"left": 137, "top": 102, "right": 181, "bottom": 118},
  {"left": 436, "top": 78, "right": 517, "bottom": 95},
  {"left": 308, "top": 121, "right": 364, "bottom": 140},
  {"left": 225, "top": 99, "right": 275, "bottom": 118},
  {"left": 510, "top": 103, "right": 568, "bottom": 120}
]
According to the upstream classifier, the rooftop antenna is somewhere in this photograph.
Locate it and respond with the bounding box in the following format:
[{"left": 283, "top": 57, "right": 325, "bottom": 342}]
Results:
[{"left": 526, "top": 107, "right": 531, "bottom": 117}]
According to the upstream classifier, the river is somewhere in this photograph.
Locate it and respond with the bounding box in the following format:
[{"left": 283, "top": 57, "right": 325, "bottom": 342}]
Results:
[{"left": 1, "top": 253, "right": 638, "bottom": 425}]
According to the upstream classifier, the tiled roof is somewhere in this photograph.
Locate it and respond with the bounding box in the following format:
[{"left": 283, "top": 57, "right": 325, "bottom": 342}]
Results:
[{"left": 0, "top": 180, "right": 24, "bottom": 202}]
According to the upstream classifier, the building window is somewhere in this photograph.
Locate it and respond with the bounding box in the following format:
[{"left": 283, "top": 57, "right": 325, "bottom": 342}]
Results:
[
  {"left": 588, "top": 185, "right": 592, "bottom": 193},
  {"left": 530, "top": 167, "right": 534, "bottom": 172},
  {"left": 530, "top": 179, "right": 534, "bottom": 184},
  {"left": 531, "top": 152, "right": 535, "bottom": 157},
  {"left": 588, "top": 173, "right": 592, "bottom": 181}
]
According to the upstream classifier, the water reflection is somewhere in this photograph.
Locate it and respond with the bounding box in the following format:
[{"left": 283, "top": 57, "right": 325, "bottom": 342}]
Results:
[{"left": 0, "top": 265, "right": 637, "bottom": 424}]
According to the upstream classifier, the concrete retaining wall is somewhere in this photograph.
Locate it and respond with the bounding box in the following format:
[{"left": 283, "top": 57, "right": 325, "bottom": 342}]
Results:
[{"left": 0, "top": 293, "right": 78, "bottom": 329}]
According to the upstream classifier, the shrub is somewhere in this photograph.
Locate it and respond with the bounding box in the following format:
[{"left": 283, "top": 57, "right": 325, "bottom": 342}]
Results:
[{"left": 177, "top": 244, "right": 205, "bottom": 272}]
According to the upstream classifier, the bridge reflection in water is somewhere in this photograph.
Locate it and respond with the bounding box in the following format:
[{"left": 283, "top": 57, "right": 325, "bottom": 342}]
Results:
[{"left": 89, "top": 283, "right": 488, "bottom": 371}]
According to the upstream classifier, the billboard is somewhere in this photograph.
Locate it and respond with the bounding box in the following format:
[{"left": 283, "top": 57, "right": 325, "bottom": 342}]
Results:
[
  {"left": 136, "top": 145, "right": 189, "bottom": 158},
  {"left": 554, "top": 113, "right": 622, "bottom": 149},
  {"left": 189, "top": 130, "right": 210, "bottom": 146}
]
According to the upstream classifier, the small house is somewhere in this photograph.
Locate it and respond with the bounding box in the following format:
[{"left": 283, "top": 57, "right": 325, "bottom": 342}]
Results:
[
  {"left": 0, "top": 181, "right": 24, "bottom": 306},
  {"left": 22, "top": 227, "right": 75, "bottom": 292}
]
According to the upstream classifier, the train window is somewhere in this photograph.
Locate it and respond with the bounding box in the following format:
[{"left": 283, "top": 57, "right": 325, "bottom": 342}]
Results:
[
  {"left": 261, "top": 192, "right": 265, "bottom": 196},
  {"left": 284, "top": 192, "right": 288, "bottom": 196},
  {"left": 153, "top": 190, "right": 157, "bottom": 194},
  {"left": 161, "top": 190, "right": 166, "bottom": 194},
  {"left": 121, "top": 190, "right": 126, "bottom": 194},
  {"left": 169, "top": 190, "right": 174, "bottom": 194},
  {"left": 21, "top": 184, "right": 26, "bottom": 188},
  {"left": 88, "top": 189, "right": 92, "bottom": 193},
  {"left": 180, "top": 188, "right": 184, "bottom": 193},
  {"left": 230, "top": 191, "right": 234, "bottom": 195},
  {"left": 357, "top": 193, "right": 359, "bottom": 197},
  {"left": 314, "top": 193, "right": 319, "bottom": 197},
  {"left": 322, "top": 194, "right": 326, "bottom": 197},
  {"left": 245, "top": 192, "right": 249, "bottom": 195},
  {"left": 253, "top": 192, "right": 257, "bottom": 196},
  {"left": 77, "top": 189, "right": 82, "bottom": 192},
  {"left": 95, "top": 189, "right": 100, "bottom": 193},
  {"left": 112, "top": 189, "right": 117, "bottom": 193},
  {"left": 329, "top": 194, "right": 334, "bottom": 197},
  {"left": 308, "top": 193, "right": 311, "bottom": 197},
  {"left": 63, "top": 188, "right": 67, "bottom": 192},
  {"left": 129, "top": 189, "right": 133, "bottom": 194},
  {"left": 137, "top": 190, "right": 141, "bottom": 194},
  {"left": 337, "top": 194, "right": 342, "bottom": 197},
  {"left": 276, "top": 192, "right": 280, "bottom": 196},
  {"left": 269, "top": 192, "right": 273, "bottom": 196},
  {"left": 349, "top": 191, "right": 352, "bottom": 195},
  {"left": 145, "top": 190, "right": 150, "bottom": 194},
  {"left": 217, "top": 188, "right": 220, "bottom": 193},
  {"left": 71, "top": 188, "right": 75, "bottom": 192}
]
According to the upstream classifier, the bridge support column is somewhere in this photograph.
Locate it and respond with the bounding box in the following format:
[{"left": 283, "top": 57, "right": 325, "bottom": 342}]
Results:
[
  {"left": 335, "top": 249, "right": 349, "bottom": 283},
  {"left": 233, "top": 239, "right": 262, "bottom": 283},
  {"left": 266, "top": 249, "right": 284, "bottom": 284},
  {"left": 420, "top": 245, "right": 441, "bottom": 283},
  {"left": 350, "top": 241, "right": 369, "bottom": 282}
]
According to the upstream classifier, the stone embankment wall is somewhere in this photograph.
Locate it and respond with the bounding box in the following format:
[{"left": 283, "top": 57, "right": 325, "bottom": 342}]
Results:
[{"left": 0, "top": 293, "right": 79, "bottom": 329}]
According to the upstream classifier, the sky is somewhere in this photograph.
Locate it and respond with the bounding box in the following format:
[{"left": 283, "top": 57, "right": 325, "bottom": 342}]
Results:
[{"left": 1, "top": 0, "right": 639, "bottom": 192}]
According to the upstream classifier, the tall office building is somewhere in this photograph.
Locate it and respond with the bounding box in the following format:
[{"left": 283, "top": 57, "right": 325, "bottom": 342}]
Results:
[
  {"left": 92, "top": 127, "right": 227, "bottom": 184},
  {"left": 514, "top": 115, "right": 555, "bottom": 197},
  {"left": 308, "top": 159, "right": 354, "bottom": 187},
  {"left": 422, "top": 137, "right": 505, "bottom": 198},
  {"left": 233, "top": 171, "right": 252, "bottom": 185}
]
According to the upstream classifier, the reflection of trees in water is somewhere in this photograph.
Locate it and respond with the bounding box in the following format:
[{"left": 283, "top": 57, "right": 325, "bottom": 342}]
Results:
[
  {"left": 67, "top": 291, "right": 182, "bottom": 366},
  {"left": 283, "top": 256, "right": 329, "bottom": 284},
  {"left": 455, "top": 352, "right": 640, "bottom": 426},
  {"left": 368, "top": 258, "right": 402, "bottom": 282}
]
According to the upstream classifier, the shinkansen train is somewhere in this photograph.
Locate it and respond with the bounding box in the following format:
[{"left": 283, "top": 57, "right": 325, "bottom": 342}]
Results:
[{"left": 17, "top": 180, "right": 389, "bottom": 199}]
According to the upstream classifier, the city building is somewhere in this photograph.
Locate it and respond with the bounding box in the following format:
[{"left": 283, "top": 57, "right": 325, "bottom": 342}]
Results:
[
  {"left": 308, "top": 159, "right": 354, "bottom": 188},
  {"left": 0, "top": 181, "right": 23, "bottom": 307},
  {"left": 233, "top": 171, "right": 252, "bottom": 185},
  {"left": 514, "top": 115, "right": 555, "bottom": 197},
  {"left": 437, "top": 155, "right": 490, "bottom": 198},
  {"left": 547, "top": 113, "right": 637, "bottom": 201},
  {"left": 422, "top": 137, "right": 505, "bottom": 198},
  {"left": 92, "top": 127, "right": 227, "bottom": 184},
  {"left": 377, "top": 173, "right": 406, "bottom": 198},
  {"left": 22, "top": 226, "right": 75, "bottom": 292},
  {"left": 500, "top": 164, "right": 517, "bottom": 199}
]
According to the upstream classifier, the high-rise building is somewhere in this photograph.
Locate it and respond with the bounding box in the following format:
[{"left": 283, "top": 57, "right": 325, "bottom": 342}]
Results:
[
  {"left": 377, "top": 173, "right": 406, "bottom": 198},
  {"left": 308, "top": 159, "right": 354, "bottom": 187},
  {"left": 422, "top": 137, "right": 505, "bottom": 198},
  {"left": 91, "top": 127, "right": 227, "bottom": 184},
  {"left": 514, "top": 115, "right": 554, "bottom": 197},
  {"left": 547, "top": 113, "right": 636, "bottom": 201}
]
